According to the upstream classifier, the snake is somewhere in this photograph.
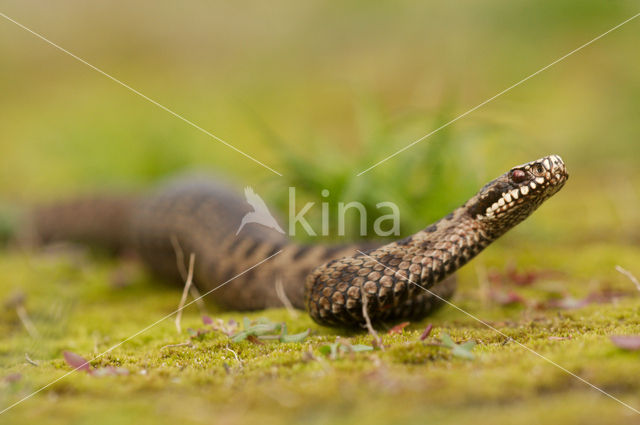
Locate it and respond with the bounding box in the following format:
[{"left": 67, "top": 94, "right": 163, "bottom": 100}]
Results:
[{"left": 24, "top": 154, "right": 567, "bottom": 328}]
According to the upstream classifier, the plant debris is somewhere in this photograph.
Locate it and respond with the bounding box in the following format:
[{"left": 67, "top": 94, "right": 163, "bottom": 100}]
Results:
[
  {"left": 4, "top": 291, "right": 39, "bottom": 338},
  {"left": 548, "top": 335, "right": 572, "bottom": 341},
  {"left": 388, "top": 322, "right": 410, "bottom": 335},
  {"left": 25, "top": 353, "right": 39, "bottom": 367},
  {"left": 610, "top": 335, "right": 640, "bottom": 351},
  {"left": 428, "top": 333, "right": 476, "bottom": 360},
  {"left": 180, "top": 316, "right": 240, "bottom": 341},
  {"left": 318, "top": 339, "right": 373, "bottom": 360},
  {"left": 246, "top": 334, "right": 265, "bottom": 345},
  {"left": 4, "top": 373, "right": 22, "bottom": 384},
  {"left": 545, "top": 289, "right": 630, "bottom": 310},
  {"left": 161, "top": 342, "right": 192, "bottom": 350},
  {"left": 488, "top": 288, "right": 527, "bottom": 306},
  {"left": 420, "top": 324, "right": 433, "bottom": 341},
  {"left": 63, "top": 351, "right": 92, "bottom": 373},
  {"left": 186, "top": 327, "right": 210, "bottom": 340},
  {"left": 204, "top": 316, "right": 239, "bottom": 336},
  {"left": 63, "top": 351, "right": 129, "bottom": 377},
  {"left": 615, "top": 266, "right": 640, "bottom": 293},
  {"left": 230, "top": 318, "right": 309, "bottom": 343},
  {"left": 174, "top": 253, "right": 196, "bottom": 334},
  {"left": 361, "top": 295, "right": 384, "bottom": 350}
]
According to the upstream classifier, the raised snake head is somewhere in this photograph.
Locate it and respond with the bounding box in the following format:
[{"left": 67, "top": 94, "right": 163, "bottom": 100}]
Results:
[{"left": 467, "top": 154, "right": 568, "bottom": 235}]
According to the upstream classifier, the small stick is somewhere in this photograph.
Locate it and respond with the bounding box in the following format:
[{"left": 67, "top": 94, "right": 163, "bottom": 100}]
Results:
[
  {"left": 225, "top": 346, "right": 243, "bottom": 367},
  {"left": 175, "top": 253, "right": 196, "bottom": 334},
  {"left": 25, "top": 353, "right": 39, "bottom": 366},
  {"left": 170, "top": 235, "right": 188, "bottom": 280},
  {"left": 170, "top": 235, "right": 206, "bottom": 312},
  {"left": 188, "top": 286, "right": 205, "bottom": 311},
  {"left": 615, "top": 265, "right": 640, "bottom": 292},
  {"left": 161, "top": 342, "right": 191, "bottom": 350},
  {"left": 275, "top": 277, "right": 299, "bottom": 319},
  {"left": 16, "top": 305, "right": 39, "bottom": 338},
  {"left": 361, "top": 294, "right": 384, "bottom": 350}
]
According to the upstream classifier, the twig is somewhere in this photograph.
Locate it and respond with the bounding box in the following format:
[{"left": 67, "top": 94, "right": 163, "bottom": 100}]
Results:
[
  {"left": 170, "top": 235, "right": 188, "bottom": 280},
  {"left": 160, "top": 342, "right": 191, "bottom": 350},
  {"left": 175, "top": 253, "right": 196, "bottom": 334},
  {"left": 16, "top": 305, "right": 39, "bottom": 338},
  {"left": 361, "top": 294, "right": 384, "bottom": 350},
  {"left": 225, "top": 346, "right": 243, "bottom": 367},
  {"left": 4, "top": 292, "right": 38, "bottom": 338},
  {"left": 616, "top": 265, "right": 640, "bottom": 292},
  {"left": 170, "top": 235, "right": 206, "bottom": 312},
  {"left": 275, "top": 277, "right": 299, "bottom": 319},
  {"left": 188, "top": 286, "right": 205, "bottom": 311},
  {"left": 25, "top": 353, "right": 39, "bottom": 366}
]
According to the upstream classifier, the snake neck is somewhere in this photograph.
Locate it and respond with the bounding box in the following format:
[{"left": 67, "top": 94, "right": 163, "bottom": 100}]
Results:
[
  {"left": 369, "top": 207, "right": 495, "bottom": 285},
  {"left": 305, "top": 207, "right": 496, "bottom": 326},
  {"left": 384, "top": 207, "right": 500, "bottom": 274}
]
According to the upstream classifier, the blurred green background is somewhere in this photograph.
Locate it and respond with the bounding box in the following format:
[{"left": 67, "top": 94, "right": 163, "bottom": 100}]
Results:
[
  {"left": 2, "top": 2, "right": 640, "bottom": 425},
  {"left": 1, "top": 0, "right": 638, "bottom": 243}
]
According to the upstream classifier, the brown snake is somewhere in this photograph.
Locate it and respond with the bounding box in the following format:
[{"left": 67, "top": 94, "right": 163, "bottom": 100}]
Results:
[{"left": 27, "top": 155, "right": 567, "bottom": 328}]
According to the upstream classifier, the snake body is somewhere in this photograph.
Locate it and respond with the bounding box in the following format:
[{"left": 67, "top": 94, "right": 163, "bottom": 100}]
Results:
[{"left": 29, "top": 155, "right": 567, "bottom": 328}]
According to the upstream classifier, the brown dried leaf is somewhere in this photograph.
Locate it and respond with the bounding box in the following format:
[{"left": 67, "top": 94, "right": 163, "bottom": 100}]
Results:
[
  {"left": 419, "top": 324, "right": 433, "bottom": 341},
  {"left": 247, "top": 334, "right": 265, "bottom": 345},
  {"left": 388, "top": 322, "right": 410, "bottom": 335},
  {"left": 611, "top": 335, "right": 640, "bottom": 351},
  {"left": 63, "top": 351, "right": 92, "bottom": 373},
  {"left": 489, "top": 289, "right": 526, "bottom": 306}
]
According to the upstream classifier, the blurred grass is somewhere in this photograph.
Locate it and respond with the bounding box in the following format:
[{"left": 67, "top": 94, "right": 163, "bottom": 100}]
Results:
[
  {"left": 1, "top": 0, "right": 639, "bottom": 241},
  {"left": 1, "top": 1, "right": 640, "bottom": 424}
]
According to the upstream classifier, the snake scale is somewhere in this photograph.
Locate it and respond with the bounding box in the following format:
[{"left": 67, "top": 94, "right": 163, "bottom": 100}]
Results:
[{"left": 27, "top": 155, "right": 568, "bottom": 328}]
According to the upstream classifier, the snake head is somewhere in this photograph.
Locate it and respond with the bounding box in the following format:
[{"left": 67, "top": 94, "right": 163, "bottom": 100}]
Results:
[{"left": 467, "top": 154, "right": 568, "bottom": 233}]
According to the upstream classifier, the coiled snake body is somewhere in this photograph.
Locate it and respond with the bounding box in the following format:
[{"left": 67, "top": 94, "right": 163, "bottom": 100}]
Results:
[{"left": 29, "top": 155, "right": 568, "bottom": 328}]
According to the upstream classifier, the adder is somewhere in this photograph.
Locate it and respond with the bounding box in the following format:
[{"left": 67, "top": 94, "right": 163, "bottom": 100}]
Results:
[{"left": 25, "top": 155, "right": 568, "bottom": 328}]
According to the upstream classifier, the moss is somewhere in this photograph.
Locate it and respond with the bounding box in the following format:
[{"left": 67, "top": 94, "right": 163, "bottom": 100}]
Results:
[{"left": 1, "top": 242, "right": 640, "bottom": 424}]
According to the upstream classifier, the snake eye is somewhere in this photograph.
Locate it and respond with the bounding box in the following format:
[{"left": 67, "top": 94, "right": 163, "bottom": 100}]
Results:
[
  {"left": 511, "top": 169, "right": 526, "bottom": 183},
  {"left": 532, "top": 163, "right": 545, "bottom": 176}
]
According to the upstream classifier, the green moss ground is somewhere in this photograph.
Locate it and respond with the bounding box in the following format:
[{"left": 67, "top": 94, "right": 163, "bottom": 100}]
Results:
[{"left": 2, "top": 240, "right": 640, "bottom": 425}]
